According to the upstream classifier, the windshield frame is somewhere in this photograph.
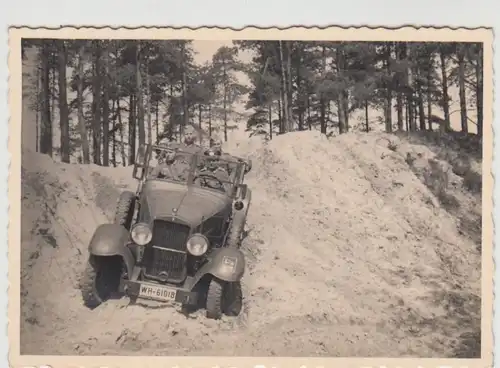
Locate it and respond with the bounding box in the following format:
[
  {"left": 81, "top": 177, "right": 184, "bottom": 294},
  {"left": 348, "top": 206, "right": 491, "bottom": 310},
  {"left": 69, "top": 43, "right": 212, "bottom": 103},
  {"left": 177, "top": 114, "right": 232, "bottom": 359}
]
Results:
[
  {"left": 145, "top": 145, "right": 197, "bottom": 185},
  {"left": 143, "top": 144, "right": 246, "bottom": 193}
]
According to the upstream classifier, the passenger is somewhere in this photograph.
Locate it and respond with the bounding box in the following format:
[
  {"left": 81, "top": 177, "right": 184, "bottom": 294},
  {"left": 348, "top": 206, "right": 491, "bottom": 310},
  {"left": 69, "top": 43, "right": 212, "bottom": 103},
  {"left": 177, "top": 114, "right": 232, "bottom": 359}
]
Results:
[
  {"left": 150, "top": 151, "right": 184, "bottom": 181},
  {"left": 182, "top": 126, "right": 202, "bottom": 152}
]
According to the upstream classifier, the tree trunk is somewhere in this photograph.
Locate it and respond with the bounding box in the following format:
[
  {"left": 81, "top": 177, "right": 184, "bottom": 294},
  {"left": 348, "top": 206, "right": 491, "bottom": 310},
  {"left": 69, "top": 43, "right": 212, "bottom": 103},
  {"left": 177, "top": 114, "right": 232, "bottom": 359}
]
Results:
[
  {"left": 223, "top": 58, "right": 228, "bottom": 141},
  {"left": 286, "top": 41, "right": 293, "bottom": 132},
  {"left": 50, "top": 66, "right": 56, "bottom": 132},
  {"left": 167, "top": 85, "right": 175, "bottom": 141},
  {"left": 155, "top": 100, "right": 160, "bottom": 142},
  {"left": 406, "top": 43, "right": 416, "bottom": 132},
  {"left": 384, "top": 43, "right": 393, "bottom": 133},
  {"left": 396, "top": 93, "right": 404, "bottom": 130},
  {"left": 278, "top": 87, "right": 284, "bottom": 134},
  {"left": 35, "top": 55, "right": 41, "bottom": 152},
  {"left": 279, "top": 40, "right": 289, "bottom": 134},
  {"left": 268, "top": 103, "right": 273, "bottom": 139},
  {"left": 102, "top": 44, "right": 110, "bottom": 166},
  {"left": 208, "top": 104, "right": 212, "bottom": 137},
  {"left": 396, "top": 43, "right": 404, "bottom": 130},
  {"left": 418, "top": 90, "right": 426, "bottom": 130},
  {"left": 146, "top": 60, "right": 152, "bottom": 145},
  {"left": 427, "top": 58, "right": 433, "bottom": 131},
  {"left": 319, "top": 99, "right": 326, "bottom": 134},
  {"left": 92, "top": 41, "right": 102, "bottom": 165},
  {"left": 476, "top": 44, "right": 483, "bottom": 137},
  {"left": 336, "top": 46, "right": 347, "bottom": 134},
  {"left": 76, "top": 42, "right": 90, "bottom": 164},
  {"left": 181, "top": 76, "right": 188, "bottom": 140},
  {"left": 128, "top": 94, "right": 136, "bottom": 165},
  {"left": 180, "top": 43, "right": 189, "bottom": 140},
  {"left": 198, "top": 104, "right": 203, "bottom": 129},
  {"left": 307, "top": 96, "right": 312, "bottom": 130},
  {"left": 57, "top": 40, "right": 70, "bottom": 163},
  {"left": 40, "top": 42, "right": 52, "bottom": 156},
  {"left": 295, "top": 52, "right": 304, "bottom": 131},
  {"left": 116, "top": 97, "right": 126, "bottom": 166},
  {"left": 111, "top": 98, "right": 117, "bottom": 167},
  {"left": 337, "top": 97, "right": 347, "bottom": 134},
  {"left": 457, "top": 45, "right": 468, "bottom": 133},
  {"left": 343, "top": 90, "right": 350, "bottom": 132},
  {"left": 439, "top": 49, "right": 451, "bottom": 132},
  {"left": 319, "top": 45, "right": 327, "bottom": 134},
  {"left": 136, "top": 44, "right": 146, "bottom": 148},
  {"left": 365, "top": 99, "right": 369, "bottom": 132}
]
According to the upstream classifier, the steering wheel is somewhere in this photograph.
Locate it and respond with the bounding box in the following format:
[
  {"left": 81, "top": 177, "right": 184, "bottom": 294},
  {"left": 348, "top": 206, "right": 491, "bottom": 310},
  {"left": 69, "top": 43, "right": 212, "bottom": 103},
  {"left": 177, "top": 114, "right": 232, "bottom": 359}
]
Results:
[{"left": 193, "top": 172, "right": 225, "bottom": 190}]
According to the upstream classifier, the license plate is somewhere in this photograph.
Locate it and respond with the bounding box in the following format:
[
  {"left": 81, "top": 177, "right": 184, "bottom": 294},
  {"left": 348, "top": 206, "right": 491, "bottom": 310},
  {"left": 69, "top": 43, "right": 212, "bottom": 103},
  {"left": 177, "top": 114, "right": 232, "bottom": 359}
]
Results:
[{"left": 138, "top": 284, "right": 177, "bottom": 302}]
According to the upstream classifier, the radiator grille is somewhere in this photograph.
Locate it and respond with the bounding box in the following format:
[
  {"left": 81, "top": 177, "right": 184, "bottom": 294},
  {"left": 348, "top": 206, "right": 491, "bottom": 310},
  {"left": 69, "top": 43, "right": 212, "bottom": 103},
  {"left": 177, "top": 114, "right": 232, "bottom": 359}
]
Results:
[
  {"left": 142, "top": 220, "right": 190, "bottom": 283},
  {"left": 143, "top": 247, "right": 187, "bottom": 283},
  {"left": 152, "top": 220, "right": 190, "bottom": 251}
]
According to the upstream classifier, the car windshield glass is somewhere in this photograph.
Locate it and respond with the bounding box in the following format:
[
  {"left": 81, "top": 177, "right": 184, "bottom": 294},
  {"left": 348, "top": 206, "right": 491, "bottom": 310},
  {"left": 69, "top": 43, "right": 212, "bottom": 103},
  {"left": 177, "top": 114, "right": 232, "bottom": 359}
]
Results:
[
  {"left": 197, "top": 155, "right": 243, "bottom": 180},
  {"left": 146, "top": 148, "right": 195, "bottom": 184},
  {"left": 193, "top": 153, "right": 245, "bottom": 192},
  {"left": 142, "top": 144, "right": 246, "bottom": 190},
  {"left": 195, "top": 214, "right": 227, "bottom": 238}
]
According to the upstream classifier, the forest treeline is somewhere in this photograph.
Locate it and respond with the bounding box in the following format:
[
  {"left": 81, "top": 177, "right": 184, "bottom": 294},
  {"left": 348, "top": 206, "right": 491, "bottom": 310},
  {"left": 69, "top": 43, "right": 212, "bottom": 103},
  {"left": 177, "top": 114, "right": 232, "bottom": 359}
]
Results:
[{"left": 21, "top": 39, "right": 484, "bottom": 166}]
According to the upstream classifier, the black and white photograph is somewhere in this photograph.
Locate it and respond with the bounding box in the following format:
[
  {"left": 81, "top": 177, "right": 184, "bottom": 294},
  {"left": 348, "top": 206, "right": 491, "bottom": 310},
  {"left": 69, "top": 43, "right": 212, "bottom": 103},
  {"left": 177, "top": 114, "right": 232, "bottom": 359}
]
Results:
[{"left": 10, "top": 26, "right": 493, "bottom": 366}]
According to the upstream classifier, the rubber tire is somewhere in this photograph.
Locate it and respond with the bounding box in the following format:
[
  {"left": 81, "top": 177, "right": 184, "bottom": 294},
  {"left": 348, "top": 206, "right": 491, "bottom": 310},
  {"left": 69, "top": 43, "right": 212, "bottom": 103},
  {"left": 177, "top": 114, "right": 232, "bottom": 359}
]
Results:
[
  {"left": 224, "top": 281, "right": 243, "bottom": 317},
  {"left": 206, "top": 278, "right": 225, "bottom": 320},
  {"left": 205, "top": 278, "right": 243, "bottom": 319},
  {"left": 80, "top": 257, "right": 121, "bottom": 309},
  {"left": 114, "top": 191, "right": 136, "bottom": 230}
]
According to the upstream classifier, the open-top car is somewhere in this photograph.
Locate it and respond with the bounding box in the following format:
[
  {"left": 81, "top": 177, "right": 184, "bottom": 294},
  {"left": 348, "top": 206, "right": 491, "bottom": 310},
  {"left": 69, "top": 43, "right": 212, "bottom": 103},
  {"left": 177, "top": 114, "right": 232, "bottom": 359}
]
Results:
[{"left": 80, "top": 142, "right": 252, "bottom": 319}]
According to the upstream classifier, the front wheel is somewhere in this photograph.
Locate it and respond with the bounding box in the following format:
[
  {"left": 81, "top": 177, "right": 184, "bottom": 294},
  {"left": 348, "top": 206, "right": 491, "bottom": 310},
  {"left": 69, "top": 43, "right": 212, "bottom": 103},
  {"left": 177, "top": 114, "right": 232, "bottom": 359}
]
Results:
[
  {"left": 205, "top": 278, "right": 243, "bottom": 319},
  {"left": 114, "top": 191, "right": 136, "bottom": 230},
  {"left": 80, "top": 256, "right": 122, "bottom": 309}
]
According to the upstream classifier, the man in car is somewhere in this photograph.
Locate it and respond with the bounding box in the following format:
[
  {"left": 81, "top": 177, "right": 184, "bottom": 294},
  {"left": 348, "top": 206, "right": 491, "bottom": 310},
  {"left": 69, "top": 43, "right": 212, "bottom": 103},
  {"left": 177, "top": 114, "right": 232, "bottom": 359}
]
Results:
[
  {"left": 182, "top": 126, "right": 203, "bottom": 153},
  {"left": 193, "top": 143, "right": 230, "bottom": 191},
  {"left": 150, "top": 151, "right": 186, "bottom": 182},
  {"left": 208, "top": 136, "right": 252, "bottom": 178}
]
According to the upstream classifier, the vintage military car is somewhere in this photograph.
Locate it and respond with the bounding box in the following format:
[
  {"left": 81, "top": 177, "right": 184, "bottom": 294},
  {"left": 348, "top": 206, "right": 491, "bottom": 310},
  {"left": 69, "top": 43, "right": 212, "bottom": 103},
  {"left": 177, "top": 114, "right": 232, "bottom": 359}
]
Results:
[{"left": 80, "top": 143, "right": 252, "bottom": 319}]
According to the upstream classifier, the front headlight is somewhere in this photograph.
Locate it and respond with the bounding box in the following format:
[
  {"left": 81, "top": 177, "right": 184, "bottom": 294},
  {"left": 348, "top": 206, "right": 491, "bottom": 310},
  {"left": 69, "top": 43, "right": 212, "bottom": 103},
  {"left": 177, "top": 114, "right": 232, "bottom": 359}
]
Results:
[
  {"left": 131, "top": 222, "right": 152, "bottom": 246},
  {"left": 186, "top": 233, "right": 209, "bottom": 256}
]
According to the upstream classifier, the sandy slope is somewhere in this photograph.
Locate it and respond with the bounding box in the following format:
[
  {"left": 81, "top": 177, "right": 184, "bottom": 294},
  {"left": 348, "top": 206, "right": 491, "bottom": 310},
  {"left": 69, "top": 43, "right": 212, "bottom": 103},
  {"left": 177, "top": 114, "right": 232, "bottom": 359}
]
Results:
[{"left": 20, "top": 131, "right": 482, "bottom": 358}]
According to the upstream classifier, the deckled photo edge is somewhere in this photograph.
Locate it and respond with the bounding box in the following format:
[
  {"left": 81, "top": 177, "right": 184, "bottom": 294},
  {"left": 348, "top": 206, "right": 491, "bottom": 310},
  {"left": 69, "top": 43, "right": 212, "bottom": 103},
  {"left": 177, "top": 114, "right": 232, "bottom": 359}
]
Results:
[{"left": 7, "top": 25, "right": 495, "bottom": 368}]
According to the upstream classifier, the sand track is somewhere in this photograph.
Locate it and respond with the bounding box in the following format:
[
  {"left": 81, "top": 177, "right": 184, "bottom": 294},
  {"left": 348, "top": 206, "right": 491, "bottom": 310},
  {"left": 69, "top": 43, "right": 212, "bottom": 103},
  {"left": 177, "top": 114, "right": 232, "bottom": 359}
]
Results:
[{"left": 20, "top": 131, "right": 482, "bottom": 357}]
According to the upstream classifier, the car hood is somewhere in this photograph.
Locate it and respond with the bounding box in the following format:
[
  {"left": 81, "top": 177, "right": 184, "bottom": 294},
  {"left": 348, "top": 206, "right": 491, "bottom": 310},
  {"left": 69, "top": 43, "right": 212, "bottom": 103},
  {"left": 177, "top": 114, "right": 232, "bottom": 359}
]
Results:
[{"left": 141, "top": 180, "right": 231, "bottom": 226}]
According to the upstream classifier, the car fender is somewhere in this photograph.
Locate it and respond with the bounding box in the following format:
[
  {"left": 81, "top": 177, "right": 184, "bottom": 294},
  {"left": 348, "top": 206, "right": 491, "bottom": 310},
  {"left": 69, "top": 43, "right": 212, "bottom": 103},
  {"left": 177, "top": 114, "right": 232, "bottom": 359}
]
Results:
[
  {"left": 189, "top": 247, "right": 245, "bottom": 289},
  {"left": 88, "top": 223, "right": 135, "bottom": 278}
]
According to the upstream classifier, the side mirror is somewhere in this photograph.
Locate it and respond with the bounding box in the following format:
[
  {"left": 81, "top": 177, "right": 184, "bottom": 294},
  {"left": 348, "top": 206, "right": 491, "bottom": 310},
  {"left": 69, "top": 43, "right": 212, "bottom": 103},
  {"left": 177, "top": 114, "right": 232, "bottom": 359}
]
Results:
[
  {"left": 133, "top": 144, "right": 148, "bottom": 180},
  {"left": 244, "top": 159, "right": 252, "bottom": 174}
]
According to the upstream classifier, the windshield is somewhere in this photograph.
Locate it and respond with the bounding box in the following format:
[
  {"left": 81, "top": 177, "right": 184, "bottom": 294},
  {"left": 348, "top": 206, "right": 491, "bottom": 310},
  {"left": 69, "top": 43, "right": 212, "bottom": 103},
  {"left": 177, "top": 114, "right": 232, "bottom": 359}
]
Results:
[
  {"left": 146, "top": 148, "right": 195, "bottom": 184},
  {"left": 144, "top": 144, "right": 246, "bottom": 192}
]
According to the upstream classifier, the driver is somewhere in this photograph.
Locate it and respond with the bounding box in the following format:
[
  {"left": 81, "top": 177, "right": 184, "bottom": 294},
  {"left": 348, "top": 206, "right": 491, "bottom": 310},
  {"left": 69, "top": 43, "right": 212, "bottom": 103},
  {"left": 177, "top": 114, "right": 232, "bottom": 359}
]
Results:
[
  {"left": 210, "top": 137, "right": 223, "bottom": 155},
  {"left": 195, "top": 149, "right": 230, "bottom": 191},
  {"left": 204, "top": 137, "right": 231, "bottom": 174},
  {"left": 151, "top": 151, "right": 184, "bottom": 181},
  {"left": 206, "top": 137, "right": 250, "bottom": 177}
]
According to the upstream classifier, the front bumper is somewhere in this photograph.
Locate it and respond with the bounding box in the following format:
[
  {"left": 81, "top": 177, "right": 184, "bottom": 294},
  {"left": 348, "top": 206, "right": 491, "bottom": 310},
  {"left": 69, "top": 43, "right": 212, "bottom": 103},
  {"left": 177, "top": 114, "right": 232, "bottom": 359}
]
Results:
[{"left": 119, "top": 279, "right": 199, "bottom": 306}]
